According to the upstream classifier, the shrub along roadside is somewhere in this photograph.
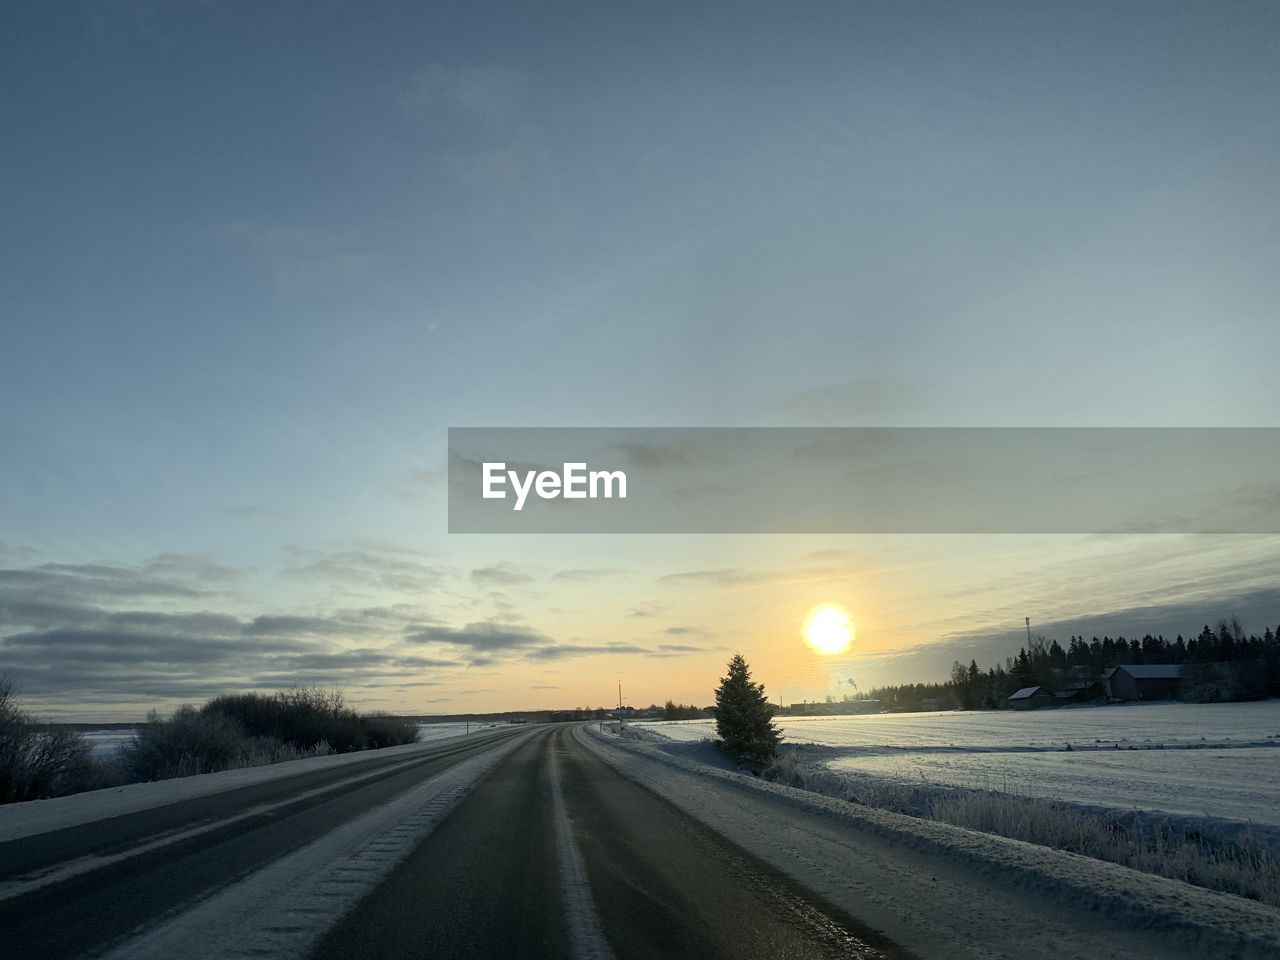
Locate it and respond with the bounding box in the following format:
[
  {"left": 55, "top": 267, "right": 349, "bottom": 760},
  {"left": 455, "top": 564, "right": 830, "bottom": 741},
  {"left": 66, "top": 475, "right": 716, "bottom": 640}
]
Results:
[
  {"left": 0, "top": 675, "right": 119, "bottom": 803},
  {"left": 763, "top": 748, "right": 1280, "bottom": 908},
  {"left": 121, "top": 688, "right": 419, "bottom": 782}
]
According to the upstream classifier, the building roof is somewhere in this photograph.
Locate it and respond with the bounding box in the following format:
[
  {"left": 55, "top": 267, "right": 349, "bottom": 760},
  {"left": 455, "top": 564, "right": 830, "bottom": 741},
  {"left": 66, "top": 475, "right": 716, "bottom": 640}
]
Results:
[
  {"left": 1114, "top": 664, "right": 1182, "bottom": 679},
  {"left": 1058, "top": 681, "right": 1099, "bottom": 691},
  {"left": 1008, "top": 686, "right": 1048, "bottom": 700}
]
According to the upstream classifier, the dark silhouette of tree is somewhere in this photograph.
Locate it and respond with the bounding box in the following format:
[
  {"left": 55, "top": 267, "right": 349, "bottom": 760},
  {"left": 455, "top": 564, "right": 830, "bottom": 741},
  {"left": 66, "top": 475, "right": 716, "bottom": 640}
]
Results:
[{"left": 714, "top": 653, "right": 780, "bottom": 768}]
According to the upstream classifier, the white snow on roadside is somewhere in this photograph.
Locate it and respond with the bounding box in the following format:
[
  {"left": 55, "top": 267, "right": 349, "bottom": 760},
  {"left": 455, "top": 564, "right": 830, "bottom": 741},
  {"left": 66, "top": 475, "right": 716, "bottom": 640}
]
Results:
[
  {"left": 829, "top": 745, "right": 1280, "bottom": 826},
  {"left": 548, "top": 738, "right": 617, "bottom": 960},
  {"left": 0, "top": 726, "right": 516, "bottom": 842},
  {"left": 580, "top": 723, "right": 1280, "bottom": 960},
  {"left": 637, "top": 702, "right": 1280, "bottom": 825},
  {"left": 96, "top": 727, "right": 538, "bottom": 960},
  {"left": 636, "top": 701, "right": 1280, "bottom": 749},
  {"left": 415, "top": 720, "right": 505, "bottom": 741}
]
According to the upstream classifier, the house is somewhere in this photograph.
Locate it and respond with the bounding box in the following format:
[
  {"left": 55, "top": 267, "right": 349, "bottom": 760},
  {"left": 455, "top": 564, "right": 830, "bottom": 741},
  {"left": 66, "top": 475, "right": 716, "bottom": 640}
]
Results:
[
  {"left": 1008, "top": 686, "right": 1056, "bottom": 710},
  {"left": 1053, "top": 680, "right": 1107, "bottom": 704},
  {"left": 1108, "top": 664, "right": 1182, "bottom": 701}
]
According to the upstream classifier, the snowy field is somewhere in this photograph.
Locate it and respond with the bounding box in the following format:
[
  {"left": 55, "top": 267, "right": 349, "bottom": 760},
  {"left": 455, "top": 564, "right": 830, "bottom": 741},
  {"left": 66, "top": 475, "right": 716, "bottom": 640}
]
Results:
[
  {"left": 414, "top": 721, "right": 504, "bottom": 741},
  {"left": 635, "top": 701, "right": 1280, "bottom": 748},
  {"left": 635, "top": 702, "right": 1280, "bottom": 825},
  {"left": 82, "top": 729, "right": 137, "bottom": 759}
]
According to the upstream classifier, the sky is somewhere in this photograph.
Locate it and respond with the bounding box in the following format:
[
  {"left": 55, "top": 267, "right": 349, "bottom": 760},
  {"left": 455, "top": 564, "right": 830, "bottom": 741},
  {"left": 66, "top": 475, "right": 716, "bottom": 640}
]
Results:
[{"left": 2, "top": 1, "right": 1279, "bottom": 719}]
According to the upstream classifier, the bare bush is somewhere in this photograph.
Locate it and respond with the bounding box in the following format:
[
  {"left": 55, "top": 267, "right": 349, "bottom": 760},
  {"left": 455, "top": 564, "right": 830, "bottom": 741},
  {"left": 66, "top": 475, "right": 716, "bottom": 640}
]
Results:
[
  {"left": 121, "top": 688, "right": 415, "bottom": 783},
  {"left": 0, "top": 676, "right": 110, "bottom": 803}
]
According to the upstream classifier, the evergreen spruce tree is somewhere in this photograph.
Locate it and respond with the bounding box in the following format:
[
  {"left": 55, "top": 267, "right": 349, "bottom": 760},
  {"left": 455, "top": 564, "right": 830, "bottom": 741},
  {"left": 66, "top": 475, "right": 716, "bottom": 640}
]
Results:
[{"left": 713, "top": 653, "right": 781, "bottom": 768}]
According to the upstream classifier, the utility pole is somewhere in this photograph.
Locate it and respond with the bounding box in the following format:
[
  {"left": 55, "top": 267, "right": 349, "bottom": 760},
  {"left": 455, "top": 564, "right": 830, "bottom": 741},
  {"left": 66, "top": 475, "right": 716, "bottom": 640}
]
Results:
[{"left": 1026, "top": 616, "right": 1032, "bottom": 646}]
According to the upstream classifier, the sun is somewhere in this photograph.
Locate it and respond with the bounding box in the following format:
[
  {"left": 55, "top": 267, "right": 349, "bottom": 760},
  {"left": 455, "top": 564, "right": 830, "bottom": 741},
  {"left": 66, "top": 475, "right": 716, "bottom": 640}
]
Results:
[{"left": 803, "top": 603, "right": 854, "bottom": 656}]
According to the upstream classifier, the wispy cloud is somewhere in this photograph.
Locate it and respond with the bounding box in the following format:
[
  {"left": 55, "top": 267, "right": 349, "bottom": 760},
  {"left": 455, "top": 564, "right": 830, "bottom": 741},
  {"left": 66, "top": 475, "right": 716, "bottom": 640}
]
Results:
[
  {"left": 524, "top": 642, "right": 650, "bottom": 661},
  {"left": 407, "top": 621, "right": 548, "bottom": 654},
  {"left": 657, "top": 568, "right": 774, "bottom": 588},
  {"left": 284, "top": 548, "right": 446, "bottom": 594},
  {"left": 213, "top": 223, "right": 376, "bottom": 291},
  {"left": 470, "top": 562, "right": 535, "bottom": 588},
  {"left": 401, "top": 64, "right": 526, "bottom": 121},
  {"left": 552, "top": 567, "right": 627, "bottom": 582}
]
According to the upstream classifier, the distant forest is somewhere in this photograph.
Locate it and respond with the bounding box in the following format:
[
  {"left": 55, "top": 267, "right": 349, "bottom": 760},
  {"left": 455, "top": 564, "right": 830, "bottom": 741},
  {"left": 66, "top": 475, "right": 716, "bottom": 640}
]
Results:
[{"left": 863, "top": 617, "right": 1280, "bottom": 712}]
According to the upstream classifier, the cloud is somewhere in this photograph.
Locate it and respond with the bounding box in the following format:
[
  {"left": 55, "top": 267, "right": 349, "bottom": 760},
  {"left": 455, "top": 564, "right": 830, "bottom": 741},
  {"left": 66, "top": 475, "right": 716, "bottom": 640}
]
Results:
[
  {"left": 394, "top": 467, "right": 447, "bottom": 501},
  {"left": 524, "top": 642, "right": 651, "bottom": 662},
  {"left": 657, "top": 568, "right": 773, "bottom": 588},
  {"left": 552, "top": 567, "right": 628, "bottom": 582},
  {"left": 0, "top": 561, "right": 216, "bottom": 607},
  {"left": 470, "top": 562, "right": 535, "bottom": 588},
  {"left": 283, "top": 549, "right": 446, "bottom": 594},
  {"left": 438, "top": 145, "right": 544, "bottom": 201},
  {"left": 524, "top": 640, "right": 704, "bottom": 662},
  {"left": 244, "top": 615, "right": 354, "bottom": 636},
  {"left": 143, "top": 553, "right": 246, "bottom": 583},
  {"left": 401, "top": 64, "right": 526, "bottom": 121},
  {"left": 0, "top": 541, "right": 41, "bottom": 562},
  {"left": 664, "top": 626, "right": 694, "bottom": 635},
  {"left": 407, "top": 621, "right": 550, "bottom": 653},
  {"left": 214, "top": 223, "right": 376, "bottom": 291},
  {"left": 0, "top": 561, "right": 461, "bottom": 708}
]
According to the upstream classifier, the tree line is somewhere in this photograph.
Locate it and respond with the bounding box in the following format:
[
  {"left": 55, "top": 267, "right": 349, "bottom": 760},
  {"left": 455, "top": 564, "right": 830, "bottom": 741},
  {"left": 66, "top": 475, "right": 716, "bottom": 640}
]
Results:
[{"left": 864, "top": 617, "right": 1280, "bottom": 712}]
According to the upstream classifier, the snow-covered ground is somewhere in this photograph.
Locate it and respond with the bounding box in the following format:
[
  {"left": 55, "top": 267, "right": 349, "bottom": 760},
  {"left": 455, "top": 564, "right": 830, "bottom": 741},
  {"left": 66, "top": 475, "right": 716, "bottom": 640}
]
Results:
[
  {"left": 636, "top": 701, "right": 1280, "bottom": 749},
  {"left": 582, "top": 722, "right": 1280, "bottom": 960},
  {"left": 82, "top": 729, "right": 136, "bottom": 759},
  {"left": 414, "top": 721, "right": 505, "bottom": 742},
  {"left": 0, "top": 725, "right": 517, "bottom": 842},
  {"left": 71, "top": 721, "right": 499, "bottom": 762},
  {"left": 636, "top": 701, "right": 1280, "bottom": 826},
  {"left": 829, "top": 746, "right": 1280, "bottom": 825}
]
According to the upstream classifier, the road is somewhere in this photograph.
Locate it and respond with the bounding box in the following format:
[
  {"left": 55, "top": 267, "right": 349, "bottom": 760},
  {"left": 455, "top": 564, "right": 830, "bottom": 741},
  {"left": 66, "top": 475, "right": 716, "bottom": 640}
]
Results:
[{"left": 0, "top": 723, "right": 907, "bottom": 960}]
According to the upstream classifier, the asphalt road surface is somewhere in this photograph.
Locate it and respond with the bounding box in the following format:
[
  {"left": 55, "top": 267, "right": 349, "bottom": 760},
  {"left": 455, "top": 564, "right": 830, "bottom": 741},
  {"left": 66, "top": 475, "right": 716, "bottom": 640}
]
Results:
[{"left": 1, "top": 724, "right": 909, "bottom": 960}]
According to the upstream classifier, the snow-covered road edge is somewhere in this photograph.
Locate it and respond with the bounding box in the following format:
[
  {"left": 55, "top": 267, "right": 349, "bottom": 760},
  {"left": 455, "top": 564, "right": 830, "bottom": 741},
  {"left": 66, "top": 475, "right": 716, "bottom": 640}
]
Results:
[
  {"left": 0, "top": 726, "right": 515, "bottom": 842},
  {"left": 579, "top": 725, "right": 1280, "bottom": 960},
  {"left": 97, "top": 726, "right": 538, "bottom": 960}
]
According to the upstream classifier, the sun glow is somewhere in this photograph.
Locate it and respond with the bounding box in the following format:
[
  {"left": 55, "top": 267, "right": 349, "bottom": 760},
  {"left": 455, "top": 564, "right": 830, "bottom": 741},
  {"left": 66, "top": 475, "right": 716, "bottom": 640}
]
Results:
[{"left": 802, "top": 603, "right": 854, "bottom": 656}]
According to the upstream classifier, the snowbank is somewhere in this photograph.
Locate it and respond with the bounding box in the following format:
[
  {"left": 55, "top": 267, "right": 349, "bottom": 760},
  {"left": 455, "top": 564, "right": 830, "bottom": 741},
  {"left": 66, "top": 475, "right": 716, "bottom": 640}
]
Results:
[
  {"left": 0, "top": 725, "right": 513, "bottom": 842},
  {"left": 583, "top": 723, "right": 1280, "bottom": 960}
]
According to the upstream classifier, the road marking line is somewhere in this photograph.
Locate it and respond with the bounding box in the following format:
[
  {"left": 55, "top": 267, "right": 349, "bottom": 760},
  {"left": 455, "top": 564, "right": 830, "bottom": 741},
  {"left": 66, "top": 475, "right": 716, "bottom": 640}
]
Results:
[
  {"left": 0, "top": 741, "right": 490, "bottom": 902},
  {"left": 94, "top": 729, "right": 538, "bottom": 960},
  {"left": 549, "top": 735, "right": 617, "bottom": 960}
]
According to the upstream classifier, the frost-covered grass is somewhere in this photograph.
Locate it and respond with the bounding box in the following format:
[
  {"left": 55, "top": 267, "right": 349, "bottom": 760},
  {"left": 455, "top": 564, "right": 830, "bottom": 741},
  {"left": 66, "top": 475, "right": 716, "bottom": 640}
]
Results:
[
  {"left": 639, "top": 701, "right": 1280, "bottom": 826},
  {"left": 637, "top": 701, "right": 1280, "bottom": 749},
  {"left": 638, "top": 704, "right": 1280, "bottom": 904},
  {"left": 830, "top": 746, "right": 1280, "bottom": 826},
  {"left": 764, "top": 747, "right": 1280, "bottom": 907}
]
